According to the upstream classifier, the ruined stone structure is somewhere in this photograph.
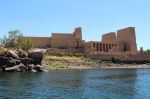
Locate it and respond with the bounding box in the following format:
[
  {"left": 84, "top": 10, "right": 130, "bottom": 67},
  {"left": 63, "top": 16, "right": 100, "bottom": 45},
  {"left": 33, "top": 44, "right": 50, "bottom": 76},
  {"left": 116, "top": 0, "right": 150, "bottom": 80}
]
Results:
[
  {"left": 51, "top": 27, "right": 83, "bottom": 49},
  {"left": 22, "top": 37, "right": 51, "bottom": 48},
  {"left": 24, "top": 27, "right": 85, "bottom": 53},
  {"left": 117, "top": 27, "right": 137, "bottom": 52},
  {"left": 22, "top": 27, "right": 150, "bottom": 63},
  {"left": 85, "top": 27, "right": 137, "bottom": 55},
  {"left": 24, "top": 27, "right": 137, "bottom": 56},
  {"left": 102, "top": 32, "right": 117, "bottom": 43}
]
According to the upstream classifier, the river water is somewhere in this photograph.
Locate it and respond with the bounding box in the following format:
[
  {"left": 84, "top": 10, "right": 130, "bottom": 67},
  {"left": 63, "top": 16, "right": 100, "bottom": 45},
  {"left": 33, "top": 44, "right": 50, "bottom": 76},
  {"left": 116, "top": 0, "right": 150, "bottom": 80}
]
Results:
[{"left": 0, "top": 69, "right": 150, "bottom": 99}]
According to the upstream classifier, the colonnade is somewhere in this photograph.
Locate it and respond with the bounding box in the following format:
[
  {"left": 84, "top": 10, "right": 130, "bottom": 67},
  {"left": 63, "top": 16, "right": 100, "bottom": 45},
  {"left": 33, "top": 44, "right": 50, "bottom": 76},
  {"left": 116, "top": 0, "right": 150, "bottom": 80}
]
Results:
[{"left": 91, "top": 42, "right": 116, "bottom": 52}]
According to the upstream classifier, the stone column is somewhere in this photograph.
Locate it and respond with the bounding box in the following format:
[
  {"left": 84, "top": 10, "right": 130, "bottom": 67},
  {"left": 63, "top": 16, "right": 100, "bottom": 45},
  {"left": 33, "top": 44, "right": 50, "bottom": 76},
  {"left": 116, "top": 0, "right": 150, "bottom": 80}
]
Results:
[
  {"left": 103, "top": 44, "right": 105, "bottom": 52},
  {"left": 68, "top": 38, "right": 70, "bottom": 49},
  {"left": 97, "top": 43, "right": 99, "bottom": 51},
  {"left": 98, "top": 43, "right": 100, "bottom": 51},
  {"left": 109, "top": 44, "right": 111, "bottom": 49},
  {"left": 106, "top": 44, "right": 108, "bottom": 52},
  {"left": 101, "top": 43, "right": 102, "bottom": 51},
  {"left": 91, "top": 43, "right": 93, "bottom": 51}
]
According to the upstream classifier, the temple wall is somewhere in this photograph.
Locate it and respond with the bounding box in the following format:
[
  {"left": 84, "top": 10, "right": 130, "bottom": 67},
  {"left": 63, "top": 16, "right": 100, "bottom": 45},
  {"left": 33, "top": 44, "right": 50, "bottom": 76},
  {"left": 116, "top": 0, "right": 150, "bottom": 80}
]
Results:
[
  {"left": 51, "top": 38, "right": 69, "bottom": 49},
  {"left": 117, "top": 27, "right": 137, "bottom": 52},
  {"left": 46, "top": 48, "right": 83, "bottom": 54},
  {"left": 51, "top": 27, "right": 83, "bottom": 49},
  {"left": 74, "top": 27, "right": 82, "bottom": 40},
  {"left": 84, "top": 42, "right": 117, "bottom": 53},
  {"left": 24, "top": 37, "right": 51, "bottom": 48},
  {"left": 52, "top": 33, "right": 74, "bottom": 38},
  {"left": 22, "top": 27, "right": 139, "bottom": 62},
  {"left": 120, "top": 53, "right": 150, "bottom": 62},
  {"left": 102, "top": 32, "right": 117, "bottom": 43},
  {"left": 87, "top": 54, "right": 124, "bottom": 61}
]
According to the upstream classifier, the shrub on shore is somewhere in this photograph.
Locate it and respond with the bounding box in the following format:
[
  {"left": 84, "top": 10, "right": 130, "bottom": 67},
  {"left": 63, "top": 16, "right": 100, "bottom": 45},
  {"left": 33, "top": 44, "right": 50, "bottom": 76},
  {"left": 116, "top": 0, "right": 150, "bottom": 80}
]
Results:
[
  {"left": 0, "top": 47, "right": 8, "bottom": 56},
  {"left": 19, "top": 38, "right": 33, "bottom": 52},
  {"left": 0, "top": 30, "right": 33, "bottom": 52},
  {"left": 60, "top": 53, "right": 86, "bottom": 58},
  {"left": 49, "top": 63, "right": 68, "bottom": 69}
]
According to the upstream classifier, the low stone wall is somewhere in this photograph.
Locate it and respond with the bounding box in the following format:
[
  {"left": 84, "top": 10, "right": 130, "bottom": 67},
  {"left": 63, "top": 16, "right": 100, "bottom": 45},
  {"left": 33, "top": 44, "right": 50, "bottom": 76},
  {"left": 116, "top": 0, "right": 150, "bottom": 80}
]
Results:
[
  {"left": 87, "top": 53, "right": 150, "bottom": 63},
  {"left": 88, "top": 51, "right": 133, "bottom": 56},
  {"left": 46, "top": 48, "right": 83, "bottom": 54},
  {"left": 119, "top": 53, "right": 150, "bottom": 63},
  {"left": 87, "top": 54, "right": 124, "bottom": 61}
]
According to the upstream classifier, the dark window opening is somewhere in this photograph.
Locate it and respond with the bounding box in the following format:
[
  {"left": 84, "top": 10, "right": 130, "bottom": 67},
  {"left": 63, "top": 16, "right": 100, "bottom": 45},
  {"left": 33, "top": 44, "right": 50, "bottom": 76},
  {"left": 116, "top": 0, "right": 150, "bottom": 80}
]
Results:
[
  {"left": 93, "top": 43, "right": 95, "bottom": 47},
  {"left": 75, "top": 41, "right": 79, "bottom": 49},
  {"left": 124, "top": 44, "right": 126, "bottom": 52}
]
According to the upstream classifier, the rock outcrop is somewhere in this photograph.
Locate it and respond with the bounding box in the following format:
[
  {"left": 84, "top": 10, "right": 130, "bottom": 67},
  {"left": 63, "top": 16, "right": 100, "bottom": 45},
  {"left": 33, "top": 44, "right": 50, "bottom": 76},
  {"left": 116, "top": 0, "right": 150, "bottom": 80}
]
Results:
[
  {"left": 0, "top": 49, "right": 47, "bottom": 72},
  {"left": 28, "top": 49, "right": 43, "bottom": 65}
]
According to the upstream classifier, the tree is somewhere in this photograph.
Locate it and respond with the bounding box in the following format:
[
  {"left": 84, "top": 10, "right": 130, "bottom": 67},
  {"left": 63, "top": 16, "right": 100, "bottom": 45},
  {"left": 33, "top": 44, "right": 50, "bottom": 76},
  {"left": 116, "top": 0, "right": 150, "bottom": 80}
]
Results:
[
  {"left": 0, "top": 35, "right": 9, "bottom": 47},
  {"left": 7, "top": 30, "right": 22, "bottom": 48},
  {"left": 19, "top": 38, "right": 33, "bottom": 51},
  {"left": 0, "top": 30, "right": 33, "bottom": 51},
  {"left": 0, "top": 30, "right": 22, "bottom": 48}
]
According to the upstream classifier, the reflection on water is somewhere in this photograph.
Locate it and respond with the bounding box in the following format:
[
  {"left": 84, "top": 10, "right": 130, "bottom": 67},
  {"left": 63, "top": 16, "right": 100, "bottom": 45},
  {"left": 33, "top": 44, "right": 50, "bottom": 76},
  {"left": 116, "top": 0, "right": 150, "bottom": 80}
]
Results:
[{"left": 0, "top": 69, "right": 150, "bottom": 99}]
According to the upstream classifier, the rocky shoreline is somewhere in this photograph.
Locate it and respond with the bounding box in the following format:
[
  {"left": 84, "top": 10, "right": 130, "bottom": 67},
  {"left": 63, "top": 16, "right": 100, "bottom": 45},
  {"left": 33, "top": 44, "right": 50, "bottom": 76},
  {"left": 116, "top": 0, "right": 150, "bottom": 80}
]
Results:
[
  {"left": 0, "top": 49, "right": 47, "bottom": 72},
  {"left": 43, "top": 60, "right": 150, "bottom": 70},
  {"left": 1, "top": 48, "right": 150, "bottom": 72}
]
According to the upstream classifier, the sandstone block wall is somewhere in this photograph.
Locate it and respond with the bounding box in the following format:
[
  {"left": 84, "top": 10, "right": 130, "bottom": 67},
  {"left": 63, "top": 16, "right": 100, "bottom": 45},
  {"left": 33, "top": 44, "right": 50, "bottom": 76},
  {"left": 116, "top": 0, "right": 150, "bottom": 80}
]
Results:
[
  {"left": 117, "top": 27, "right": 137, "bottom": 52},
  {"left": 24, "top": 37, "right": 51, "bottom": 48},
  {"left": 102, "top": 32, "right": 117, "bottom": 43},
  {"left": 23, "top": 27, "right": 84, "bottom": 51},
  {"left": 118, "top": 53, "right": 150, "bottom": 63},
  {"left": 87, "top": 54, "right": 124, "bottom": 61},
  {"left": 74, "top": 27, "right": 82, "bottom": 40},
  {"left": 51, "top": 34, "right": 74, "bottom": 48},
  {"left": 22, "top": 26, "right": 138, "bottom": 59},
  {"left": 50, "top": 27, "right": 84, "bottom": 49},
  {"left": 46, "top": 48, "right": 83, "bottom": 54}
]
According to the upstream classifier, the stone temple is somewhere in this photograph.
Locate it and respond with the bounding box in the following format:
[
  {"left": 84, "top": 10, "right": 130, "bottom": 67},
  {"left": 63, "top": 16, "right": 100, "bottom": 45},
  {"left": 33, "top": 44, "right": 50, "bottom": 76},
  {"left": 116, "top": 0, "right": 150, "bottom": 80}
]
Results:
[
  {"left": 24, "top": 27, "right": 137, "bottom": 55},
  {"left": 24, "top": 27, "right": 84, "bottom": 54},
  {"left": 23, "top": 27, "right": 150, "bottom": 63},
  {"left": 85, "top": 27, "right": 137, "bottom": 54}
]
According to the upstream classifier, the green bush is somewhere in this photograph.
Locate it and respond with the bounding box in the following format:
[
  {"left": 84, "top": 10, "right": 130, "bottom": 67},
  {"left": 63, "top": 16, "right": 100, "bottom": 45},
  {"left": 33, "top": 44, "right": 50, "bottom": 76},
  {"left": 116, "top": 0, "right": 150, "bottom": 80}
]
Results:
[
  {"left": 49, "top": 63, "right": 68, "bottom": 69},
  {"left": 19, "top": 38, "right": 33, "bottom": 51},
  {"left": 94, "top": 59, "right": 102, "bottom": 63},
  {"left": 0, "top": 30, "right": 22, "bottom": 49},
  {"left": 75, "top": 53, "right": 79, "bottom": 57},
  {"left": 0, "top": 47, "right": 8, "bottom": 56},
  {"left": 60, "top": 53, "right": 66, "bottom": 57},
  {"left": 68, "top": 53, "right": 73, "bottom": 57}
]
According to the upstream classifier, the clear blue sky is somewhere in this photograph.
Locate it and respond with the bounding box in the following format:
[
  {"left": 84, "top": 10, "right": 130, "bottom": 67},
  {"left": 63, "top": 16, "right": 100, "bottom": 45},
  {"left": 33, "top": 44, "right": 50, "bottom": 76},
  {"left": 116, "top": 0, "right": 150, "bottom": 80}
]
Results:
[{"left": 0, "top": 0, "right": 150, "bottom": 50}]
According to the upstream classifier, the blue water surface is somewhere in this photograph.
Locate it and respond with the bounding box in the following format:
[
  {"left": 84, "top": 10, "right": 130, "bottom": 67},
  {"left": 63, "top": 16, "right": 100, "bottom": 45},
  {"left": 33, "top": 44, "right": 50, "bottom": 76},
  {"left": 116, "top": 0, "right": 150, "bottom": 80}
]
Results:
[{"left": 0, "top": 68, "right": 150, "bottom": 99}]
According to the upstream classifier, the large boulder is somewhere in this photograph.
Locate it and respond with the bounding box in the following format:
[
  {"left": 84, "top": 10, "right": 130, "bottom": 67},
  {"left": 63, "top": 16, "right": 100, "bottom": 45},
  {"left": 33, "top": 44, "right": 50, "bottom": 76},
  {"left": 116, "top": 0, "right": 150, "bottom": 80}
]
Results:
[
  {"left": 19, "top": 51, "right": 28, "bottom": 58},
  {"left": 26, "top": 64, "right": 34, "bottom": 71},
  {"left": 17, "top": 58, "right": 33, "bottom": 66},
  {"left": 9, "top": 57, "right": 21, "bottom": 65},
  {"left": 28, "top": 50, "right": 43, "bottom": 65},
  {"left": 8, "top": 50, "right": 19, "bottom": 59},
  {"left": 6, "top": 60, "right": 16, "bottom": 67},
  {"left": 3, "top": 63, "right": 26, "bottom": 72},
  {"left": 0, "top": 56, "right": 9, "bottom": 67},
  {"left": 0, "top": 47, "right": 8, "bottom": 56},
  {"left": 14, "top": 50, "right": 19, "bottom": 56},
  {"left": 33, "top": 65, "right": 44, "bottom": 72}
]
